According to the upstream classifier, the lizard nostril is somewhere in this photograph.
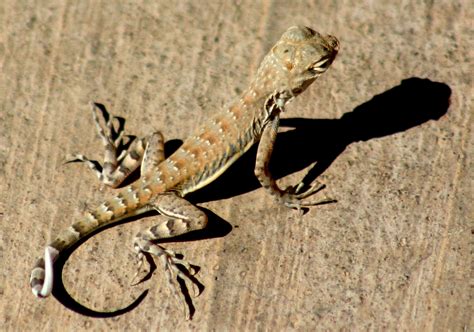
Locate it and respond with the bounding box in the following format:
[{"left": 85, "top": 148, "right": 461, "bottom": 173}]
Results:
[{"left": 328, "top": 35, "right": 340, "bottom": 53}]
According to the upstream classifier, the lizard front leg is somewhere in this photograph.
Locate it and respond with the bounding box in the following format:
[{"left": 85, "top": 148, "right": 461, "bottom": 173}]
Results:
[
  {"left": 132, "top": 193, "right": 208, "bottom": 319},
  {"left": 254, "top": 113, "right": 331, "bottom": 211}
]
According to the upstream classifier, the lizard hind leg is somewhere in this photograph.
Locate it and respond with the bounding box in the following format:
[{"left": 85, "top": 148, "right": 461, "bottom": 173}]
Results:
[
  {"left": 66, "top": 103, "right": 163, "bottom": 188},
  {"left": 132, "top": 193, "right": 208, "bottom": 319}
]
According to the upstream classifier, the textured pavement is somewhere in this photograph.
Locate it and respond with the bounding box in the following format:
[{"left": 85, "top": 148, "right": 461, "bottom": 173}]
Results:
[{"left": 1, "top": 1, "right": 472, "bottom": 331}]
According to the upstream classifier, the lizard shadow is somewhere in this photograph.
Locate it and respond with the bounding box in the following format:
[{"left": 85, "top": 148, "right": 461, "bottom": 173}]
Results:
[
  {"left": 52, "top": 208, "right": 231, "bottom": 318},
  {"left": 52, "top": 77, "right": 450, "bottom": 317},
  {"left": 188, "top": 77, "right": 451, "bottom": 203}
]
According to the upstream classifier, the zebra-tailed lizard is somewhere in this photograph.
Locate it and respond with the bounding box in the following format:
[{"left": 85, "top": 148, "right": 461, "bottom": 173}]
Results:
[{"left": 30, "top": 26, "right": 339, "bottom": 317}]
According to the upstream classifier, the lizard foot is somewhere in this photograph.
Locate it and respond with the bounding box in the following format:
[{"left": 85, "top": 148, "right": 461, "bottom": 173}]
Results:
[
  {"left": 65, "top": 102, "right": 146, "bottom": 188},
  {"left": 132, "top": 239, "right": 202, "bottom": 319},
  {"left": 281, "top": 179, "right": 336, "bottom": 213}
]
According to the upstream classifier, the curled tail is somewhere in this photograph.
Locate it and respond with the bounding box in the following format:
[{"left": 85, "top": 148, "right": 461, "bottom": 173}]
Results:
[
  {"left": 30, "top": 184, "right": 147, "bottom": 298},
  {"left": 30, "top": 246, "right": 59, "bottom": 297}
]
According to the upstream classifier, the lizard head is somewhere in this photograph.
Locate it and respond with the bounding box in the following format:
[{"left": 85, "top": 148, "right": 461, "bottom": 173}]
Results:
[{"left": 254, "top": 26, "right": 339, "bottom": 105}]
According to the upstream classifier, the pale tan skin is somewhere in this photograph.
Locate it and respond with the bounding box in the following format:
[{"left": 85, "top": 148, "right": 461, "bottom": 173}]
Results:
[{"left": 30, "top": 26, "right": 339, "bottom": 318}]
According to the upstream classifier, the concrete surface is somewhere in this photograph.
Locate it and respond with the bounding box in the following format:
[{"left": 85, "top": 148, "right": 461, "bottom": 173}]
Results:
[{"left": 0, "top": 1, "right": 472, "bottom": 331}]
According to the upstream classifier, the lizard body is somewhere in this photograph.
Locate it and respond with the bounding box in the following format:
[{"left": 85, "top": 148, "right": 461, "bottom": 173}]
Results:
[{"left": 30, "top": 26, "right": 339, "bottom": 317}]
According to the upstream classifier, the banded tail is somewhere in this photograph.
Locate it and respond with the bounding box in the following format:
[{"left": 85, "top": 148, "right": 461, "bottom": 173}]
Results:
[{"left": 30, "top": 183, "right": 150, "bottom": 297}]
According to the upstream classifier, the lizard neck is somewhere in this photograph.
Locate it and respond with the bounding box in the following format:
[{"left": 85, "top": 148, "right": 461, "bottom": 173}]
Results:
[
  {"left": 237, "top": 83, "right": 292, "bottom": 125},
  {"left": 244, "top": 73, "right": 297, "bottom": 107}
]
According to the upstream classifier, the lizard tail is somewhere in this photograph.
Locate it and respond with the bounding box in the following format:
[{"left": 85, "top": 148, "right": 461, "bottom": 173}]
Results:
[
  {"left": 30, "top": 246, "right": 59, "bottom": 297},
  {"left": 30, "top": 184, "right": 147, "bottom": 298}
]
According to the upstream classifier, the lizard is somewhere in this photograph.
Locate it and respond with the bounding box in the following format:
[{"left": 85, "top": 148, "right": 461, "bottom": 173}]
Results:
[{"left": 30, "top": 25, "right": 339, "bottom": 317}]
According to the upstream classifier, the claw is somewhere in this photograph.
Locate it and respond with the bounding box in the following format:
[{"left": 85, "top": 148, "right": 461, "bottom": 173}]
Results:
[
  {"left": 130, "top": 252, "right": 146, "bottom": 286},
  {"left": 113, "top": 121, "right": 125, "bottom": 146},
  {"left": 281, "top": 179, "right": 335, "bottom": 211}
]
